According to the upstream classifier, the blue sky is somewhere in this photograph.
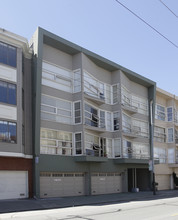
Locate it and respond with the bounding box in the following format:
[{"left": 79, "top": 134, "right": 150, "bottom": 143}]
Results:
[{"left": 1, "top": 0, "right": 178, "bottom": 94}]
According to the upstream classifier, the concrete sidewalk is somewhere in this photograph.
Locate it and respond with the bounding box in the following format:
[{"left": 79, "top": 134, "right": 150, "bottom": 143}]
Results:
[{"left": 0, "top": 190, "right": 178, "bottom": 214}]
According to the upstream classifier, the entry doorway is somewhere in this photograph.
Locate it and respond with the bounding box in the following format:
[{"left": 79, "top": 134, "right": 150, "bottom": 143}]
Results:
[{"left": 128, "top": 168, "right": 150, "bottom": 192}]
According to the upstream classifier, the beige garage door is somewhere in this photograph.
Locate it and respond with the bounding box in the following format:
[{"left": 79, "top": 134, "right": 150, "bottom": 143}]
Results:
[
  {"left": 0, "top": 171, "right": 28, "bottom": 200},
  {"left": 156, "top": 174, "right": 170, "bottom": 190},
  {"left": 40, "top": 172, "right": 85, "bottom": 198},
  {"left": 91, "top": 173, "right": 122, "bottom": 195}
]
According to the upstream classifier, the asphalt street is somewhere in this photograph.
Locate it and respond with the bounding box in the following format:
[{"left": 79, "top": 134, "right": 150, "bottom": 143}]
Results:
[{"left": 1, "top": 196, "right": 178, "bottom": 220}]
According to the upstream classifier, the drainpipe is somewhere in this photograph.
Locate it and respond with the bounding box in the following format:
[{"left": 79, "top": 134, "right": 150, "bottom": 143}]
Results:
[{"left": 150, "top": 100, "right": 156, "bottom": 195}]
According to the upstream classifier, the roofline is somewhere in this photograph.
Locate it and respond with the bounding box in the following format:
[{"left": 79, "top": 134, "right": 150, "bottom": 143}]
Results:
[
  {"left": 0, "top": 28, "right": 32, "bottom": 58},
  {"left": 37, "top": 27, "right": 156, "bottom": 88}
]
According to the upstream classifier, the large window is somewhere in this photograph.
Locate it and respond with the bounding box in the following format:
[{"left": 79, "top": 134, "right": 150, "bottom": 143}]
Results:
[
  {"left": 154, "top": 147, "right": 166, "bottom": 163},
  {"left": 0, "top": 42, "right": 16, "bottom": 67},
  {"left": 0, "top": 120, "right": 16, "bottom": 143},
  {"left": 84, "top": 71, "right": 105, "bottom": 101},
  {"left": 132, "top": 142, "right": 150, "bottom": 159},
  {"left": 155, "top": 104, "right": 165, "bottom": 121},
  {"left": 42, "top": 61, "right": 81, "bottom": 93},
  {"left": 167, "top": 128, "right": 174, "bottom": 143},
  {"left": 85, "top": 133, "right": 100, "bottom": 156},
  {"left": 132, "top": 95, "right": 148, "bottom": 115},
  {"left": 0, "top": 81, "right": 16, "bottom": 105},
  {"left": 154, "top": 126, "right": 166, "bottom": 143},
  {"left": 132, "top": 119, "right": 149, "bottom": 138},
  {"left": 41, "top": 94, "right": 72, "bottom": 124},
  {"left": 40, "top": 128, "right": 72, "bottom": 155},
  {"left": 167, "top": 107, "right": 173, "bottom": 122}
]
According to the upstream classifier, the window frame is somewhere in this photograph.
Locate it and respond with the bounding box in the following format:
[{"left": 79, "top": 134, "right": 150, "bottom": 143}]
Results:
[
  {"left": 0, "top": 80, "right": 17, "bottom": 105},
  {"left": 0, "top": 120, "right": 17, "bottom": 143}
]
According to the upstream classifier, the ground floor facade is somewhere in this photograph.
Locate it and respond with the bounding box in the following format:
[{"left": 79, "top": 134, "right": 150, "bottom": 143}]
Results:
[
  {"left": 0, "top": 157, "right": 33, "bottom": 200},
  {"left": 33, "top": 155, "right": 152, "bottom": 198}
]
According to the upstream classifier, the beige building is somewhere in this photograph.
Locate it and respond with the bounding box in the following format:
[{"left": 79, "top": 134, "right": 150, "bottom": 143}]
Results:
[{"left": 154, "top": 88, "right": 178, "bottom": 190}]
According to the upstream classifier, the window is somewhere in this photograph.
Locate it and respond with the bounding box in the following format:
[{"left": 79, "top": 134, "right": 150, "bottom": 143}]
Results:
[
  {"left": 132, "top": 142, "right": 150, "bottom": 159},
  {"left": 154, "top": 126, "right": 166, "bottom": 143},
  {"left": 106, "top": 139, "right": 112, "bottom": 158},
  {"left": 73, "top": 69, "right": 81, "bottom": 93},
  {"left": 114, "top": 138, "right": 121, "bottom": 158},
  {"left": 167, "top": 107, "right": 173, "bottom": 122},
  {"left": 22, "top": 125, "right": 25, "bottom": 146},
  {"left": 168, "top": 148, "right": 175, "bottom": 164},
  {"left": 85, "top": 133, "right": 99, "bottom": 156},
  {"left": 42, "top": 61, "right": 74, "bottom": 93},
  {"left": 112, "top": 84, "right": 119, "bottom": 104},
  {"left": 74, "top": 101, "right": 81, "bottom": 124},
  {"left": 40, "top": 128, "right": 72, "bottom": 155},
  {"left": 154, "top": 147, "right": 166, "bottom": 163},
  {"left": 84, "top": 71, "right": 105, "bottom": 101},
  {"left": 0, "top": 81, "right": 16, "bottom": 105},
  {"left": 75, "top": 133, "right": 82, "bottom": 155},
  {"left": 132, "top": 95, "right": 148, "bottom": 115},
  {"left": 106, "top": 112, "right": 112, "bottom": 131},
  {"left": 0, "top": 121, "right": 16, "bottom": 143},
  {"left": 123, "top": 139, "right": 132, "bottom": 158},
  {"left": 105, "top": 84, "right": 112, "bottom": 104},
  {"left": 0, "top": 42, "right": 16, "bottom": 67},
  {"left": 85, "top": 103, "right": 98, "bottom": 127},
  {"left": 121, "top": 86, "right": 131, "bottom": 106},
  {"left": 155, "top": 104, "right": 165, "bottom": 121},
  {"left": 113, "top": 112, "right": 119, "bottom": 131},
  {"left": 167, "top": 128, "right": 174, "bottom": 143},
  {"left": 122, "top": 113, "right": 131, "bottom": 133},
  {"left": 41, "top": 94, "right": 72, "bottom": 124},
  {"left": 100, "top": 110, "right": 105, "bottom": 128},
  {"left": 175, "top": 111, "right": 178, "bottom": 123},
  {"left": 132, "top": 119, "right": 149, "bottom": 138}
]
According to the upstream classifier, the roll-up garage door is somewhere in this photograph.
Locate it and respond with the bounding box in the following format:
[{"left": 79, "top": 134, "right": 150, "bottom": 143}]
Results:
[
  {"left": 91, "top": 173, "right": 122, "bottom": 195},
  {"left": 40, "top": 172, "right": 85, "bottom": 198},
  {"left": 0, "top": 171, "right": 28, "bottom": 200},
  {"left": 156, "top": 174, "right": 170, "bottom": 190}
]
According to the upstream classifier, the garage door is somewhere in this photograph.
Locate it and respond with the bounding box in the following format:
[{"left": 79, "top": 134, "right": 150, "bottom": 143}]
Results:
[
  {"left": 91, "top": 173, "right": 122, "bottom": 195},
  {"left": 156, "top": 174, "right": 170, "bottom": 190},
  {"left": 0, "top": 171, "right": 28, "bottom": 200},
  {"left": 40, "top": 172, "right": 85, "bottom": 198}
]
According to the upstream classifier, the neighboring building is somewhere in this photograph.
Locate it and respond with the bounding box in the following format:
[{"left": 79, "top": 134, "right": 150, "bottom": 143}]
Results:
[
  {"left": 0, "top": 29, "right": 33, "bottom": 199},
  {"left": 31, "top": 27, "right": 156, "bottom": 198},
  {"left": 154, "top": 88, "right": 178, "bottom": 190}
]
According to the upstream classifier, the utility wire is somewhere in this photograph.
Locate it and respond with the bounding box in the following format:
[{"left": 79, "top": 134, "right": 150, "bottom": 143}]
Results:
[
  {"left": 114, "top": 0, "right": 178, "bottom": 49},
  {"left": 159, "top": 0, "right": 178, "bottom": 18}
]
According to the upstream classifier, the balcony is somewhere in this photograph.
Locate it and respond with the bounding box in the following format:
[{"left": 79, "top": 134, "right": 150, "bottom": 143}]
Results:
[
  {"left": 84, "top": 92, "right": 105, "bottom": 105},
  {"left": 114, "top": 153, "right": 150, "bottom": 164},
  {"left": 75, "top": 148, "right": 108, "bottom": 163},
  {"left": 84, "top": 116, "right": 106, "bottom": 133},
  {"left": 121, "top": 100, "right": 138, "bottom": 114}
]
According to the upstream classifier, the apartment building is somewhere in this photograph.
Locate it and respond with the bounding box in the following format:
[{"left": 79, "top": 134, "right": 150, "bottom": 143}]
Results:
[
  {"left": 31, "top": 27, "right": 156, "bottom": 198},
  {"left": 154, "top": 88, "right": 178, "bottom": 190},
  {"left": 0, "top": 29, "right": 33, "bottom": 199}
]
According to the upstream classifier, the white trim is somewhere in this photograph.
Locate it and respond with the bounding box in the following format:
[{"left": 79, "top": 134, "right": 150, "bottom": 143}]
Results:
[{"left": 0, "top": 151, "right": 33, "bottom": 159}]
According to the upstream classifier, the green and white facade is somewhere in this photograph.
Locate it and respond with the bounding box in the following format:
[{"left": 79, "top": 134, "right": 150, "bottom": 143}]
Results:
[{"left": 31, "top": 27, "right": 156, "bottom": 198}]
